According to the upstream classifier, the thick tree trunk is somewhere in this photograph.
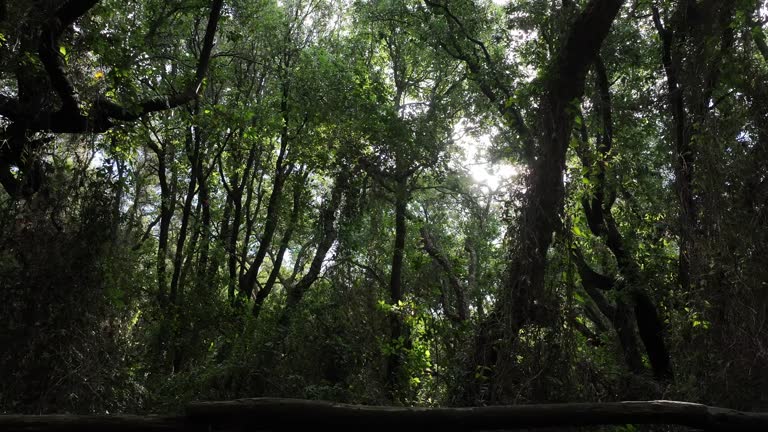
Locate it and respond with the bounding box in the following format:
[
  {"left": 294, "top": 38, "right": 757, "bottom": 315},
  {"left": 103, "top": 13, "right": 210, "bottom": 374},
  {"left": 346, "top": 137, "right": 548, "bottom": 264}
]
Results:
[
  {"left": 466, "top": 0, "right": 626, "bottom": 402},
  {"left": 572, "top": 56, "right": 672, "bottom": 380},
  {"left": 0, "top": 0, "right": 224, "bottom": 197},
  {"left": 652, "top": 2, "right": 734, "bottom": 295},
  {"left": 652, "top": 6, "right": 694, "bottom": 294},
  {"left": 573, "top": 251, "right": 645, "bottom": 374}
]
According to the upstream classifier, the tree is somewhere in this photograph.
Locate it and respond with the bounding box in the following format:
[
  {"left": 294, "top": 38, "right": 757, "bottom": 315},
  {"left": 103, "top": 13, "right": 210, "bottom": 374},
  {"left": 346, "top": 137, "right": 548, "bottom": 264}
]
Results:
[
  {"left": 0, "top": 0, "right": 223, "bottom": 197},
  {"left": 425, "top": 0, "right": 626, "bottom": 402},
  {"left": 3, "top": 0, "right": 768, "bottom": 414}
]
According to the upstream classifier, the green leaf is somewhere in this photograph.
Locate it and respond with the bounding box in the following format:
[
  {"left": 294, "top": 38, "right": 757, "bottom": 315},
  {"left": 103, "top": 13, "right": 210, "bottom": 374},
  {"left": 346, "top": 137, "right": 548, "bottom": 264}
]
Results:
[
  {"left": 572, "top": 225, "right": 585, "bottom": 237},
  {"left": 752, "top": 26, "right": 765, "bottom": 41},
  {"left": 574, "top": 292, "right": 585, "bottom": 304}
]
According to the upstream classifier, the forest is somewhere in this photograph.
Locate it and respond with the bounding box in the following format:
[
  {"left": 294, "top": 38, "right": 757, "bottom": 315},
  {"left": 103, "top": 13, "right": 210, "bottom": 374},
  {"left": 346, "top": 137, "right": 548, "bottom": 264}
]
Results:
[{"left": 0, "top": 0, "right": 767, "bottom": 423}]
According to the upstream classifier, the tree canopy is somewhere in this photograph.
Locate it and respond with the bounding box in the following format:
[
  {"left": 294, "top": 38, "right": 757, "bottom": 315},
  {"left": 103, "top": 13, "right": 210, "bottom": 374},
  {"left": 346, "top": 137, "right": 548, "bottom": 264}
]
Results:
[{"left": 1, "top": 0, "right": 767, "bottom": 417}]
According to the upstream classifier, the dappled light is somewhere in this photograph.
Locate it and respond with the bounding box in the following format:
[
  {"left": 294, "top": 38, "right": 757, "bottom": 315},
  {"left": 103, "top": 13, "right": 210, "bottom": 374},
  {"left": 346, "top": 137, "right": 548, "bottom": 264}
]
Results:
[{"left": 1, "top": 0, "right": 767, "bottom": 429}]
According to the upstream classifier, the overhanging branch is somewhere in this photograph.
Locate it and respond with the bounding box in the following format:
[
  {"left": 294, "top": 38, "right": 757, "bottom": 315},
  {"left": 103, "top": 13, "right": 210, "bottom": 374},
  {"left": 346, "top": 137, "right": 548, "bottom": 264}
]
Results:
[
  {"left": 423, "top": 0, "right": 534, "bottom": 158},
  {"left": 4, "top": 0, "right": 224, "bottom": 134},
  {"left": 89, "top": 0, "right": 224, "bottom": 123},
  {"left": 38, "top": 0, "right": 100, "bottom": 113}
]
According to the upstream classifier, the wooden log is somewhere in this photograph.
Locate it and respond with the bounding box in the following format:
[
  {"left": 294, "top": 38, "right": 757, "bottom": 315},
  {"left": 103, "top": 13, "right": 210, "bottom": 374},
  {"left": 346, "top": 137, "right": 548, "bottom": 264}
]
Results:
[
  {"left": 2, "top": 399, "right": 768, "bottom": 431},
  {"left": 0, "top": 415, "right": 182, "bottom": 432},
  {"left": 187, "top": 398, "right": 768, "bottom": 431}
]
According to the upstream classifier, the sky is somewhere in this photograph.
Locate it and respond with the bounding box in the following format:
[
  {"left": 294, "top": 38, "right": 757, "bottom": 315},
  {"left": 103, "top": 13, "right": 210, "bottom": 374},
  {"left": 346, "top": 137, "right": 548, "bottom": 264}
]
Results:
[{"left": 455, "top": 122, "right": 519, "bottom": 190}]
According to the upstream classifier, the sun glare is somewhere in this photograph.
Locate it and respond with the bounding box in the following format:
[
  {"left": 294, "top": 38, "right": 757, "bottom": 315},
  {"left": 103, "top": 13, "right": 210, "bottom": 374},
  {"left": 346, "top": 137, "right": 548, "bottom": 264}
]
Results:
[
  {"left": 469, "top": 162, "right": 519, "bottom": 189},
  {"left": 455, "top": 123, "right": 520, "bottom": 190}
]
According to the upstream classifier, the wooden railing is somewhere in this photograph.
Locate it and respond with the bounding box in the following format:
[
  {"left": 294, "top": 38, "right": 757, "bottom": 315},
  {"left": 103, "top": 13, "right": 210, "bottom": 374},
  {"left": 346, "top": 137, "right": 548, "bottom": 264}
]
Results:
[{"left": 2, "top": 398, "right": 768, "bottom": 431}]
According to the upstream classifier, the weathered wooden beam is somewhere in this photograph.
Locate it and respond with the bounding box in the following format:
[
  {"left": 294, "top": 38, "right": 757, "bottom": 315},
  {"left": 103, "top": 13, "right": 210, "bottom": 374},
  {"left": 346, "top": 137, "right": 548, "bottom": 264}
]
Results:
[
  {"left": 2, "top": 399, "right": 768, "bottom": 431},
  {"left": 0, "top": 415, "right": 182, "bottom": 432},
  {"left": 187, "top": 398, "right": 768, "bottom": 431}
]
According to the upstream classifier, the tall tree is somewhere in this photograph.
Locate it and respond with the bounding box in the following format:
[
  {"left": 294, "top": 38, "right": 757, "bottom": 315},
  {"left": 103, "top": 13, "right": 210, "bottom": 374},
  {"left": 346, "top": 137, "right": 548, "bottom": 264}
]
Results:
[{"left": 425, "top": 0, "right": 626, "bottom": 402}]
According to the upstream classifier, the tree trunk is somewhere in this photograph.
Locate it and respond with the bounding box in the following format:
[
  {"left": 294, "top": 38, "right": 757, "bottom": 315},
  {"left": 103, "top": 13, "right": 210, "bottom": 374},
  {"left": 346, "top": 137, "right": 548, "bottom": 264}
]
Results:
[
  {"left": 169, "top": 128, "right": 199, "bottom": 308},
  {"left": 652, "top": 1, "right": 734, "bottom": 295},
  {"left": 222, "top": 143, "right": 258, "bottom": 303},
  {"left": 571, "top": 56, "right": 672, "bottom": 380},
  {"left": 252, "top": 171, "right": 307, "bottom": 319},
  {"left": 421, "top": 227, "right": 468, "bottom": 322},
  {"left": 239, "top": 87, "right": 293, "bottom": 301},
  {"left": 0, "top": 0, "right": 223, "bottom": 197},
  {"left": 386, "top": 175, "right": 409, "bottom": 398},
  {"left": 573, "top": 251, "right": 645, "bottom": 374},
  {"left": 152, "top": 141, "right": 174, "bottom": 309},
  {"left": 239, "top": 141, "right": 291, "bottom": 301},
  {"left": 465, "top": 0, "right": 626, "bottom": 402},
  {"left": 227, "top": 180, "right": 244, "bottom": 303},
  {"left": 279, "top": 171, "right": 347, "bottom": 326},
  {"left": 196, "top": 162, "right": 212, "bottom": 294}
]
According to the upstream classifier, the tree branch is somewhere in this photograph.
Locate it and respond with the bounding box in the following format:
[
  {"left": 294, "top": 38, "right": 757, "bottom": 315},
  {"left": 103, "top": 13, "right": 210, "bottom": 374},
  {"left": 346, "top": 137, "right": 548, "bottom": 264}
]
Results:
[
  {"left": 38, "top": 0, "right": 100, "bottom": 113},
  {"left": 747, "top": 11, "right": 768, "bottom": 63},
  {"left": 11, "top": 0, "right": 224, "bottom": 135},
  {"left": 420, "top": 227, "right": 468, "bottom": 321},
  {"left": 90, "top": 0, "right": 224, "bottom": 123},
  {"left": 423, "top": 0, "right": 535, "bottom": 159}
]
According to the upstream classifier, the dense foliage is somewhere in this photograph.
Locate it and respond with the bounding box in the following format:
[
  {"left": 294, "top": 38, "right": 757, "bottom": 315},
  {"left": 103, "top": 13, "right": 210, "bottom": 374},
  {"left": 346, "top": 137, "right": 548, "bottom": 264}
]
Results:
[{"left": 1, "top": 0, "right": 767, "bottom": 417}]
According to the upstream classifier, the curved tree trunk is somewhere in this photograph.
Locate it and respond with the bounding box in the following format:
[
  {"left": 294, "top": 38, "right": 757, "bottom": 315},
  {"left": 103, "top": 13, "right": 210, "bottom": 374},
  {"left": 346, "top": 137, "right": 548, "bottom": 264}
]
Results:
[
  {"left": 0, "top": 0, "right": 224, "bottom": 197},
  {"left": 571, "top": 56, "right": 673, "bottom": 381},
  {"left": 460, "top": 0, "right": 627, "bottom": 402}
]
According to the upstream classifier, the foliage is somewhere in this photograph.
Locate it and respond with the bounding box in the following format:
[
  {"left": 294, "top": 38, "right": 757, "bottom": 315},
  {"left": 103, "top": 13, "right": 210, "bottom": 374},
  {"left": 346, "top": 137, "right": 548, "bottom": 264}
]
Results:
[{"left": 1, "top": 0, "right": 767, "bottom": 416}]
